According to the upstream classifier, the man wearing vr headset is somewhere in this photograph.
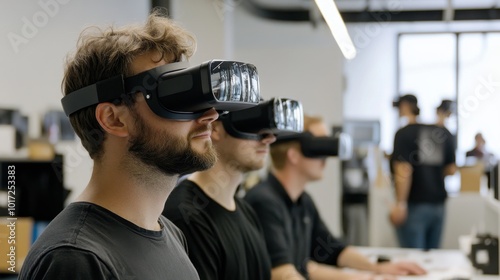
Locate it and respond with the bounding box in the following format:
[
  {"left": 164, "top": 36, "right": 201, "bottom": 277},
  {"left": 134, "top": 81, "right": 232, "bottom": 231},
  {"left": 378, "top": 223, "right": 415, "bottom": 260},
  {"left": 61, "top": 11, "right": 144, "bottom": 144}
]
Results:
[
  {"left": 20, "top": 10, "right": 260, "bottom": 280},
  {"left": 163, "top": 98, "right": 303, "bottom": 280},
  {"left": 245, "top": 115, "right": 426, "bottom": 280}
]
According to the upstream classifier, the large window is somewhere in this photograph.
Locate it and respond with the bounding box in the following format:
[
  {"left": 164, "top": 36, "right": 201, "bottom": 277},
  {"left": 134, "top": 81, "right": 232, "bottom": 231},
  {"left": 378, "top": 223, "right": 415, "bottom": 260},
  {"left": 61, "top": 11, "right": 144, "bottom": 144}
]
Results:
[
  {"left": 458, "top": 33, "right": 500, "bottom": 163},
  {"left": 398, "top": 32, "right": 500, "bottom": 193},
  {"left": 399, "top": 33, "right": 457, "bottom": 133}
]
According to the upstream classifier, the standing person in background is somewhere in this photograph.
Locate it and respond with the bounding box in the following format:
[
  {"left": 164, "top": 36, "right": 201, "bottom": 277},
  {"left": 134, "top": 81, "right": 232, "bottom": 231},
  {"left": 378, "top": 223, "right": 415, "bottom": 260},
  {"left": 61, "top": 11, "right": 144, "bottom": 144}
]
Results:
[
  {"left": 391, "top": 94, "right": 457, "bottom": 250},
  {"left": 466, "top": 132, "right": 496, "bottom": 187},
  {"left": 466, "top": 132, "right": 495, "bottom": 164},
  {"left": 436, "top": 99, "right": 456, "bottom": 128},
  {"left": 435, "top": 99, "right": 457, "bottom": 154},
  {"left": 19, "top": 9, "right": 260, "bottom": 279},
  {"left": 246, "top": 114, "right": 426, "bottom": 280},
  {"left": 164, "top": 98, "right": 303, "bottom": 280}
]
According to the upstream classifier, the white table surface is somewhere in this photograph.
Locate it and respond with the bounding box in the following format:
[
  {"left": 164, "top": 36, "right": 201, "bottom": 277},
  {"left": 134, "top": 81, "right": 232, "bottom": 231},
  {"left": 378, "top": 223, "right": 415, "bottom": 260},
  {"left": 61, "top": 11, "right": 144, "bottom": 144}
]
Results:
[{"left": 354, "top": 246, "right": 499, "bottom": 280}]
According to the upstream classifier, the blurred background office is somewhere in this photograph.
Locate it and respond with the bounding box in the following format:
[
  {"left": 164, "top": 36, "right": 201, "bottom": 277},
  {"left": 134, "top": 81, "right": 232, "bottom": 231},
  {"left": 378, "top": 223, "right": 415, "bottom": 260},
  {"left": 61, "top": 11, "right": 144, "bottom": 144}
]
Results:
[{"left": 1, "top": 0, "right": 500, "bottom": 277}]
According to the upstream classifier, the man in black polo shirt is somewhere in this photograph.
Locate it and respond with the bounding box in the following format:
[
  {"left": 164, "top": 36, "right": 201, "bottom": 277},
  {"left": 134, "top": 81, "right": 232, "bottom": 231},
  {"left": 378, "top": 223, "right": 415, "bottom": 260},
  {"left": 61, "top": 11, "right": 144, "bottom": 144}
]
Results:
[
  {"left": 390, "top": 95, "right": 457, "bottom": 249},
  {"left": 245, "top": 114, "right": 426, "bottom": 279}
]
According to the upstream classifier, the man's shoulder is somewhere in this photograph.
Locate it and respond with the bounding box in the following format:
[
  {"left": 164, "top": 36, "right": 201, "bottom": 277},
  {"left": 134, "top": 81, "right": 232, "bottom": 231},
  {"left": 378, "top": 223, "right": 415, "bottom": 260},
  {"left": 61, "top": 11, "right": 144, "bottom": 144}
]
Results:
[
  {"left": 19, "top": 246, "right": 113, "bottom": 280},
  {"left": 244, "top": 180, "right": 279, "bottom": 204},
  {"left": 159, "top": 215, "right": 186, "bottom": 241},
  {"left": 396, "top": 123, "right": 422, "bottom": 134},
  {"left": 20, "top": 204, "right": 113, "bottom": 278},
  {"left": 164, "top": 180, "right": 214, "bottom": 229},
  {"left": 165, "top": 180, "right": 208, "bottom": 214}
]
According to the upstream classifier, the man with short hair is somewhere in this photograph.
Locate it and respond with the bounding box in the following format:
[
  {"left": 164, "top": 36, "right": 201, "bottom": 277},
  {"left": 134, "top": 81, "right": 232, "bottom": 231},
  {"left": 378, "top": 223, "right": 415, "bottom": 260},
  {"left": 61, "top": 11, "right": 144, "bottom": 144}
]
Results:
[
  {"left": 19, "top": 10, "right": 257, "bottom": 280},
  {"left": 436, "top": 99, "right": 455, "bottom": 128},
  {"left": 391, "top": 94, "right": 457, "bottom": 249},
  {"left": 246, "top": 114, "right": 426, "bottom": 280}
]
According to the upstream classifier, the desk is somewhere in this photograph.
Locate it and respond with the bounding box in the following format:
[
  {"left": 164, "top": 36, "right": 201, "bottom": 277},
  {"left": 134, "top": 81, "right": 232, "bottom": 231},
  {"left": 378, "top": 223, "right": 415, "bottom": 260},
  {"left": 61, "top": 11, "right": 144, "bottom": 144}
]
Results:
[{"left": 354, "top": 247, "right": 499, "bottom": 280}]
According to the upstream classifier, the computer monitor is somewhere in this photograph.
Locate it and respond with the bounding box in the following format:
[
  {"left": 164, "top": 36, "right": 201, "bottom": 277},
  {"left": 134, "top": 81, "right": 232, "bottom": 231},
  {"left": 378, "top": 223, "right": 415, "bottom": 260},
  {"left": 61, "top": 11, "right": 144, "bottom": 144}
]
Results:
[{"left": 340, "top": 120, "right": 381, "bottom": 146}]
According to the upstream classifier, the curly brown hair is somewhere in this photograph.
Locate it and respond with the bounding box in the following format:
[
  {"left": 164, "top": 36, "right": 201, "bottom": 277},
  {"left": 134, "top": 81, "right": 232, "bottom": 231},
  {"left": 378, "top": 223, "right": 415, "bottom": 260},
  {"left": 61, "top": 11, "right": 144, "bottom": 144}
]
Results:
[{"left": 62, "top": 8, "right": 196, "bottom": 160}]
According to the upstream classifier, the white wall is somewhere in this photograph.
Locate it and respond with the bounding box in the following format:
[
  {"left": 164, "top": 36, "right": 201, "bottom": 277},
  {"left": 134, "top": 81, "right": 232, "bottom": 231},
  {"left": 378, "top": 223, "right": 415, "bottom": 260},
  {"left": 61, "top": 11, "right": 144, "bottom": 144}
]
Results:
[
  {"left": 170, "top": 0, "right": 231, "bottom": 64},
  {"left": 0, "top": 0, "right": 150, "bottom": 203}
]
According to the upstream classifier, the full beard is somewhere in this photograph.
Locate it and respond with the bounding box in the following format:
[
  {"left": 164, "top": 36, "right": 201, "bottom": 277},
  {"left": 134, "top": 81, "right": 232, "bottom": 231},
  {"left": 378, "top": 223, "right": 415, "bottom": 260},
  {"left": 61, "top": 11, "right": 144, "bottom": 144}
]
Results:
[{"left": 128, "top": 114, "right": 217, "bottom": 176}]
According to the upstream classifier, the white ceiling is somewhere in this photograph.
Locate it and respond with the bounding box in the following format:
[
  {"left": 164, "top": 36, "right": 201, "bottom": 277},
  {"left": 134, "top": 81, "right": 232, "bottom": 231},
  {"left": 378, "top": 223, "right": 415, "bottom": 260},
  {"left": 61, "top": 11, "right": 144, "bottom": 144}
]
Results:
[{"left": 250, "top": 0, "right": 500, "bottom": 11}]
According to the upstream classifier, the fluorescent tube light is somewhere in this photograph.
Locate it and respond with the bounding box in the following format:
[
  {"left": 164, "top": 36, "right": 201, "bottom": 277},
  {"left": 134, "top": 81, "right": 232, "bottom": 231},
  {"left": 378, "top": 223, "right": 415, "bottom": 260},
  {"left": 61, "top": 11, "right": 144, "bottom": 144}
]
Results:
[{"left": 314, "top": 0, "right": 357, "bottom": 60}]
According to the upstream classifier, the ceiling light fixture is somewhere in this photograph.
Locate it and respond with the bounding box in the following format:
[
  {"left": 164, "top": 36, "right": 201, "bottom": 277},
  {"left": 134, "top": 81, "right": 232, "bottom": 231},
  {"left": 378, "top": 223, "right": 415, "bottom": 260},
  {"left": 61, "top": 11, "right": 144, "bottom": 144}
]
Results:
[{"left": 314, "top": 0, "right": 357, "bottom": 60}]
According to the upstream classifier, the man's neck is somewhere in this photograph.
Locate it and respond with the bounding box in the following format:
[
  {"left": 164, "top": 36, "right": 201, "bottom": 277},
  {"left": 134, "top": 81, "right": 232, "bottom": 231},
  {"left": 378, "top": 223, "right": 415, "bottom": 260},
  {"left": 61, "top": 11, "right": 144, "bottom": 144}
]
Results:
[
  {"left": 436, "top": 116, "right": 445, "bottom": 127},
  {"left": 188, "top": 161, "right": 243, "bottom": 211},
  {"left": 272, "top": 168, "right": 307, "bottom": 202},
  {"left": 407, "top": 115, "right": 418, "bottom": 124},
  {"left": 76, "top": 157, "right": 178, "bottom": 231}
]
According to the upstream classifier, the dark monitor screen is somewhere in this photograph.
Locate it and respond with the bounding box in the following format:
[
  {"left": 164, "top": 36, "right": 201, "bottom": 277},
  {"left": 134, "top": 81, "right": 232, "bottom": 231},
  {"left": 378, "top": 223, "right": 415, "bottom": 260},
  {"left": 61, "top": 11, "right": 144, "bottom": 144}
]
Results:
[{"left": 0, "top": 157, "right": 65, "bottom": 221}]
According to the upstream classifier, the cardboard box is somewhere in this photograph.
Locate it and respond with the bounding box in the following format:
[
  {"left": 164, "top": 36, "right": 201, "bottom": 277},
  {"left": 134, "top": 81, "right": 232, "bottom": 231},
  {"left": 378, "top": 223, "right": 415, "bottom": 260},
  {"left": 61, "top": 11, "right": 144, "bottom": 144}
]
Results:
[
  {"left": 0, "top": 217, "right": 33, "bottom": 274},
  {"left": 460, "top": 163, "right": 485, "bottom": 192}
]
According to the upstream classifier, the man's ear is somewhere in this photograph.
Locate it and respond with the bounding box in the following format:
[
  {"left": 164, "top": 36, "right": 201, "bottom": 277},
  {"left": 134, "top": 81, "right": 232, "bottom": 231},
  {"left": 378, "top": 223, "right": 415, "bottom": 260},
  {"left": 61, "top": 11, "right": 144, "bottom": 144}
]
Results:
[
  {"left": 95, "top": 103, "right": 129, "bottom": 138},
  {"left": 287, "top": 146, "right": 301, "bottom": 166}
]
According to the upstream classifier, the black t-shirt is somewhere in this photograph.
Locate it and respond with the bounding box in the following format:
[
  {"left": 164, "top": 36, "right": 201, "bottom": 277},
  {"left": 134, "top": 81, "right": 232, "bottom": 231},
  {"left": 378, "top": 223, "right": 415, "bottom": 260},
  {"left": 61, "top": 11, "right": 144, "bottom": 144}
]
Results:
[
  {"left": 163, "top": 180, "right": 271, "bottom": 280},
  {"left": 244, "top": 173, "right": 347, "bottom": 278},
  {"left": 392, "top": 124, "right": 456, "bottom": 203},
  {"left": 19, "top": 202, "right": 199, "bottom": 280}
]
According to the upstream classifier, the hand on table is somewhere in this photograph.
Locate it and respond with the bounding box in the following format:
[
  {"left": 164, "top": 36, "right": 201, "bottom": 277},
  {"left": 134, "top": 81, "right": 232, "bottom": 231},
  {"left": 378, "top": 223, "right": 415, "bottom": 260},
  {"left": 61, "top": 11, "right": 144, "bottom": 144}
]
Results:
[{"left": 376, "top": 261, "right": 427, "bottom": 276}]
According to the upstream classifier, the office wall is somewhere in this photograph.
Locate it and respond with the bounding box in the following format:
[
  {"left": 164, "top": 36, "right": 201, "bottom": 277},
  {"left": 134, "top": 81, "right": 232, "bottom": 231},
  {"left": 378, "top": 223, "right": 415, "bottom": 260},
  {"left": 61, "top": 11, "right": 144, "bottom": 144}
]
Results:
[
  {"left": 0, "top": 0, "right": 150, "bottom": 202},
  {"left": 170, "top": 0, "right": 230, "bottom": 64}
]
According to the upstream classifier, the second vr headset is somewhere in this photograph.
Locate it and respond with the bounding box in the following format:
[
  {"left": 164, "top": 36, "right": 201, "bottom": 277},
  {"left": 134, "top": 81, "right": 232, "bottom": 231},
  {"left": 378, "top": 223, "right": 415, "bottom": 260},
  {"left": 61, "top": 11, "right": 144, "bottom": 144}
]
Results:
[
  {"left": 219, "top": 97, "right": 304, "bottom": 140},
  {"left": 61, "top": 60, "right": 261, "bottom": 119},
  {"left": 273, "top": 131, "right": 353, "bottom": 160}
]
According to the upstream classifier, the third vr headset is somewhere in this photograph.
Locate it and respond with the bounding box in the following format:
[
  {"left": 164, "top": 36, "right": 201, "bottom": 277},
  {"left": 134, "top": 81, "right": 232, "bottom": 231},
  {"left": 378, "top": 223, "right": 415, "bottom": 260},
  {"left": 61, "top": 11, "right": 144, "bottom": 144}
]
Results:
[
  {"left": 274, "top": 131, "right": 353, "bottom": 160},
  {"left": 61, "top": 60, "right": 261, "bottom": 119},
  {"left": 219, "top": 97, "right": 304, "bottom": 140}
]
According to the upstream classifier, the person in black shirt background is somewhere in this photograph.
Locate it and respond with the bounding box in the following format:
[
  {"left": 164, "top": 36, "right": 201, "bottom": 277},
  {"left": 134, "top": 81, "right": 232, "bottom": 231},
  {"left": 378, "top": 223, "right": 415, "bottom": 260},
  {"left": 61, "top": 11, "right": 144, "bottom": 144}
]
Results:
[
  {"left": 246, "top": 114, "right": 426, "bottom": 280},
  {"left": 391, "top": 94, "right": 457, "bottom": 250}
]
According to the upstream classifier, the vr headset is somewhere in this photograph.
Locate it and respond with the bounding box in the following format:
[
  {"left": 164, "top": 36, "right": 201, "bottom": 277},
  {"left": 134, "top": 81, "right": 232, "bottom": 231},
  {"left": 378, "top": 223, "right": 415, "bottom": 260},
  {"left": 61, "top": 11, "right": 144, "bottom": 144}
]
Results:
[
  {"left": 61, "top": 60, "right": 261, "bottom": 119},
  {"left": 220, "top": 97, "right": 304, "bottom": 140},
  {"left": 274, "top": 131, "right": 352, "bottom": 160}
]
